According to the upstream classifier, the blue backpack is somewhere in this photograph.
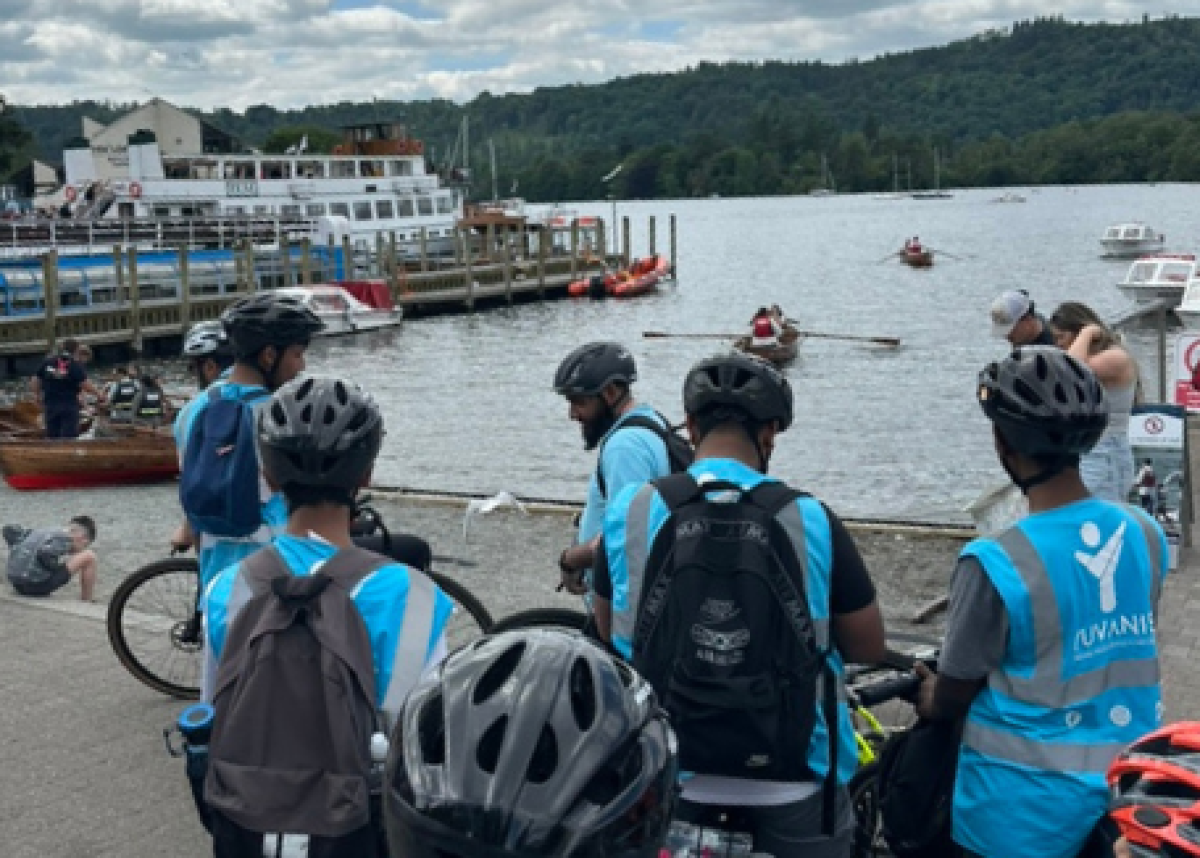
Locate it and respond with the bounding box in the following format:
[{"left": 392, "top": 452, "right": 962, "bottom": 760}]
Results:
[{"left": 180, "top": 387, "right": 270, "bottom": 538}]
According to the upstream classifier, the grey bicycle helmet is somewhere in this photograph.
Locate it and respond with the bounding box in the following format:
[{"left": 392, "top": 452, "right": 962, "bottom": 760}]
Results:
[
  {"left": 182, "top": 320, "right": 232, "bottom": 359},
  {"left": 256, "top": 377, "right": 383, "bottom": 493},
  {"left": 220, "top": 292, "right": 324, "bottom": 358},
  {"left": 978, "top": 346, "right": 1108, "bottom": 458},
  {"left": 553, "top": 342, "right": 637, "bottom": 397},
  {"left": 683, "top": 352, "right": 794, "bottom": 430},
  {"left": 385, "top": 629, "right": 678, "bottom": 858}
]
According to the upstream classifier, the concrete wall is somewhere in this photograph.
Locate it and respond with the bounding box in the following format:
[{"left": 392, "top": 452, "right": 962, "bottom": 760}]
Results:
[{"left": 83, "top": 100, "right": 203, "bottom": 181}]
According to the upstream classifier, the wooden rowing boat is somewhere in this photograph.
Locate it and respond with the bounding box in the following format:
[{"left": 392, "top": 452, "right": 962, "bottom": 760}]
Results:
[
  {"left": 0, "top": 435, "right": 179, "bottom": 490},
  {"left": 0, "top": 399, "right": 95, "bottom": 436},
  {"left": 734, "top": 327, "right": 802, "bottom": 366},
  {"left": 901, "top": 248, "right": 934, "bottom": 268}
]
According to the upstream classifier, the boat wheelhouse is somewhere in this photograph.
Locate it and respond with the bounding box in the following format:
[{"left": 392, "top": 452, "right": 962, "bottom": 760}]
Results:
[
  {"left": 1115, "top": 254, "right": 1197, "bottom": 305},
  {"left": 1101, "top": 223, "right": 1165, "bottom": 259}
]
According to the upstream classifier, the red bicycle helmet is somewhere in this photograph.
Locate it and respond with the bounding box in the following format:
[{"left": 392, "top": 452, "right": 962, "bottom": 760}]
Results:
[{"left": 1108, "top": 722, "right": 1200, "bottom": 857}]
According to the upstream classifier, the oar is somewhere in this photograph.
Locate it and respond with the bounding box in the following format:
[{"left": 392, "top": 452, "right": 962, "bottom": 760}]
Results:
[
  {"left": 875, "top": 251, "right": 902, "bottom": 264},
  {"left": 643, "top": 330, "right": 901, "bottom": 347},
  {"left": 930, "top": 247, "right": 967, "bottom": 260}
]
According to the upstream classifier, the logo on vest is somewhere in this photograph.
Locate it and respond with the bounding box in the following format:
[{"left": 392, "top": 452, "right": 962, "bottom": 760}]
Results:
[{"left": 1075, "top": 520, "right": 1125, "bottom": 614}]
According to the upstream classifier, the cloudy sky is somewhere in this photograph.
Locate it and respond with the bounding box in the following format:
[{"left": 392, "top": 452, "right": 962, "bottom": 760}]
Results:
[{"left": 0, "top": 1, "right": 1191, "bottom": 110}]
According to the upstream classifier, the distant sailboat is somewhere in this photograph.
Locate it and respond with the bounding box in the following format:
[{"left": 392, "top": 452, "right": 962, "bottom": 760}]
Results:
[
  {"left": 911, "top": 147, "right": 953, "bottom": 200},
  {"left": 810, "top": 154, "right": 835, "bottom": 196}
]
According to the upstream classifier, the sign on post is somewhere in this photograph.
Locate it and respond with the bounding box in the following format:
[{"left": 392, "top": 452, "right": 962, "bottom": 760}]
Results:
[
  {"left": 1171, "top": 332, "right": 1200, "bottom": 411},
  {"left": 1129, "top": 404, "right": 1186, "bottom": 569}
]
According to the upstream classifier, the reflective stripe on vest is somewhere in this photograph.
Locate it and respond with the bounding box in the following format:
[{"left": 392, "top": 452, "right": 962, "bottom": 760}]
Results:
[
  {"left": 965, "top": 721, "right": 1129, "bottom": 773},
  {"left": 611, "top": 484, "right": 659, "bottom": 652},
  {"left": 379, "top": 569, "right": 440, "bottom": 722}
]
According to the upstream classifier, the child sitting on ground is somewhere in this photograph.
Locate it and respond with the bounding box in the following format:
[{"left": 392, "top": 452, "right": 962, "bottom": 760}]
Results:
[{"left": 2, "top": 516, "right": 98, "bottom": 601}]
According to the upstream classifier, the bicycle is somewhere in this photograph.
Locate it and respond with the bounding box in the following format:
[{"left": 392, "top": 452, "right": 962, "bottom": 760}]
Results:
[{"left": 106, "top": 499, "right": 495, "bottom": 699}]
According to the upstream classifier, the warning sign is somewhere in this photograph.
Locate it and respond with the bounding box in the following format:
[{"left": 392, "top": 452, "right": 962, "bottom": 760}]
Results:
[{"left": 1172, "top": 333, "right": 1200, "bottom": 411}]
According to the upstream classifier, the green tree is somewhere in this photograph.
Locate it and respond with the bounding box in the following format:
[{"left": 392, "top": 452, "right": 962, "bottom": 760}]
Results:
[
  {"left": 0, "top": 94, "right": 34, "bottom": 179},
  {"left": 261, "top": 125, "right": 342, "bottom": 154}
]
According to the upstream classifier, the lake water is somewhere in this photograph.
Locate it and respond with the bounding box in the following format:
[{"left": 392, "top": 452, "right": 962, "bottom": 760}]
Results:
[{"left": 302, "top": 184, "right": 1200, "bottom": 522}]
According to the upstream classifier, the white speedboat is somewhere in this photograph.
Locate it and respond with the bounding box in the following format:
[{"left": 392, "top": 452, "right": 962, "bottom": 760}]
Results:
[
  {"left": 1115, "top": 254, "right": 1197, "bottom": 305},
  {"left": 1101, "top": 223, "right": 1165, "bottom": 258},
  {"left": 272, "top": 285, "right": 402, "bottom": 337}
]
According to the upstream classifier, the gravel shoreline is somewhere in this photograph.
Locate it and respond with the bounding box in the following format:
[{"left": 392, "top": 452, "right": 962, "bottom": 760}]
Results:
[{"left": 0, "top": 481, "right": 966, "bottom": 638}]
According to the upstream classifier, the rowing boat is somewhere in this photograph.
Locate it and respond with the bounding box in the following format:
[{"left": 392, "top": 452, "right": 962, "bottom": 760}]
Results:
[
  {"left": 734, "top": 327, "right": 802, "bottom": 366},
  {"left": 0, "top": 435, "right": 179, "bottom": 490}
]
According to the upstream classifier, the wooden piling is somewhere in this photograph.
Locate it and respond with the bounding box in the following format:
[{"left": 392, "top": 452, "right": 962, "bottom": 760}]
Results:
[
  {"left": 420, "top": 228, "right": 428, "bottom": 272},
  {"left": 503, "top": 230, "right": 513, "bottom": 304},
  {"left": 537, "top": 227, "right": 547, "bottom": 298},
  {"left": 463, "top": 230, "right": 475, "bottom": 311},
  {"left": 622, "top": 217, "right": 631, "bottom": 268},
  {"left": 670, "top": 214, "right": 677, "bottom": 278},
  {"left": 41, "top": 250, "right": 58, "bottom": 354},
  {"left": 178, "top": 245, "right": 191, "bottom": 327},
  {"left": 301, "top": 238, "right": 313, "bottom": 285},
  {"left": 280, "top": 240, "right": 293, "bottom": 288},
  {"left": 375, "top": 233, "right": 385, "bottom": 278},
  {"left": 570, "top": 222, "right": 579, "bottom": 280},
  {"left": 113, "top": 244, "right": 126, "bottom": 308},
  {"left": 649, "top": 216, "right": 657, "bottom": 257},
  {"left": 341, "top": 234, "right": 353, "bottom": 281},
  {"left": 244, "top": 240, "right": 257, "bottom": 292},
  {"left": 127, "top": 246, "right": 142, "bottom": 353}
]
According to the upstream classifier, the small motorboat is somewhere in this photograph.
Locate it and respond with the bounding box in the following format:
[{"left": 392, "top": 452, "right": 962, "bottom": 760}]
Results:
[
  {"left": 1115, "top": 254, "right": 1197, "bottom": 306},
  {"left": 270, "top": 284, "right": 403, "bottom": 337},
  {"left": 567, "top": 255, "right": 672, "bottom": 298},
  {"left": 901, "top": 247, "right": 934, "bottom": 268},
  {"left": 0, "top": 434, "right": 179, "bottom": 490},
  {"left": 1101, "top": 223, "right": 1165, "bottom": 259},
  {"left": 735, "top": 326, "right": 802, "bottom": 366}
]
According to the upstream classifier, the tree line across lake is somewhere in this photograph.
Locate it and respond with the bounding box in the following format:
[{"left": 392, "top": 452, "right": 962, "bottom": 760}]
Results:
[{"left": 6, "top": 15, "right": 1200, "bottom": 201}]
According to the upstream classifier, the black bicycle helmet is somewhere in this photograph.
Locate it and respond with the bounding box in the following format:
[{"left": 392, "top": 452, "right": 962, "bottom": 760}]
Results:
[
  {"left": 553, "top": 342, "right": 637, "bottom": 397},
  {"left": 683, "top": 351, "right": 794, "bottom": 430},
  {"left": 220, "top": 292, "right": 324, "bottom": 358},
  {"left": 385, "top": 629, "right": 678, "bottom": 858},
  {"left": 256, "top": 376, "right": 383, "bottom": 493},
  {"left": 978, "top": 346, "right": 1108, "bottom": 458},
  {"left": 181, "top": 320, "right": 232, "bottom": 359}
]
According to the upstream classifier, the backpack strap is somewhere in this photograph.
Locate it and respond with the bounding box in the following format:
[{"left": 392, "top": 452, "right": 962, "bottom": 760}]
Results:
[
  {"left": 237, "top": 544, "right": 390, "bottom": 599},
  {"left": 595, "top": 412, "right": 671, "bottom": 498}
]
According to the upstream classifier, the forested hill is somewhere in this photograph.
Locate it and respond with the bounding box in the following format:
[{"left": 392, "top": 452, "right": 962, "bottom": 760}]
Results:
[{"left": 10, "top": 15, "right": 1200, "bottom": 198}]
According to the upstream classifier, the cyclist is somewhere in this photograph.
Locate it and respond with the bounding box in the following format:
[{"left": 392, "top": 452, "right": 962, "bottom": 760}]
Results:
[
  {"left": 1108, "top": 721, "right": 1200, "bottom": 858},
  {"left": 201, "top": 376, "right": 453, "bottom": 856},
  {"left": 553, "top": 342, "right": 672, "bottom": 593},
  {"left": 383, "top": 627, "right": 678, "bottom": 858},
  {"left": 595, "top": 352, "right": 886, "bottom": 857},
  {"left": 178, "top": 293, "right": 322, "bottom": 592},
  {"left": 170, "top": 321, "right": 237, "bottom": 552},
  {"left": 916, "top": 347, "right": 1168, "bottom": 858}
]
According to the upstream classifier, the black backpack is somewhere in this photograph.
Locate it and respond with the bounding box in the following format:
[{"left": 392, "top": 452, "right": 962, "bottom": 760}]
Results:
[
  {"left": 595, "top": 411, "right": 694, "bottom": 498},
  {"left": 876, "top": 717, "right": 962, "bottom": 858},
  {"left": 631, "top": 474, "right": 840, "bottom": 825},
  {"left": 205, "top": 546, "right": 388, "bottom": 839}
]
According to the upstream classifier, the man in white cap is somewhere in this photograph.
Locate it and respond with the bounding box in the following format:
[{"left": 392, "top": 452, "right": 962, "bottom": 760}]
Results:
[{"left": 990, "top": 289, "right": 1056, "bottom": 348}]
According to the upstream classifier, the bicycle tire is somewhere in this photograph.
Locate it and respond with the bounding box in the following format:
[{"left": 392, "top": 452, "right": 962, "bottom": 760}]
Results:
[
  {"left": 426, "top": 571, "right": 495, "bottom": 648},
  {"left": 490, "top": 607, "right": 590, "bottom": 634},
  {"left": 849, "top": 761, "right": 882, "bottom": 858},
  {"left": 107, "top": 557, "right": 203, "bottom": 700}
]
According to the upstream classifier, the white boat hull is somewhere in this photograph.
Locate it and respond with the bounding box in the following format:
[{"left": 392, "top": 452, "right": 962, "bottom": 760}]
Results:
[
  {"left": 314, "top": 311, "right": 403, "bottom": 337},
  {"left": 1102, "top": 238, "right": 1165, "bottom": 258},
  {"left": 1116, "top": 283, "right": 1186, "bottom": 305}
]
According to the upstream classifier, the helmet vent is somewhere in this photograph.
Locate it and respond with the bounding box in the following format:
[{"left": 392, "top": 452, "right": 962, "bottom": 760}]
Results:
[
  {"left": 476, "top": 716, "right": 508, "bottom": 774},
  {"left": 581, "top": 738, "right": 643, "bottom": 805},
  {"left": 569, "top": 658, "right": 597, "bottom": 731},
  {"left": 300, "top": 403, "right": 314, "bottom": 424},
  {"left": 1053, "top": 382, "right": 1070, "bottom": 405},
  {"left": 270, "top": 401, "right": 287, "bottom": 425},
  {"left": 322, "top": 404, "right": 338, "bottom": 426},
  {"left": 1012, "top": 376, "right": 1042, "bottom": 406},
  {"left": 297, "top": 377, "right": 315, "bottom": 399},
  {"left": 472, "top": 640, "right": 527, "bottom": 705},
  {"left": 416, "top": 691, "right": 446, "bottom": 765},
  {"left": 525, "top": 724, "right": 559, "bottom": 784},
  {"left": 334, "top": 382, "right": 349, "bottom": 405}
]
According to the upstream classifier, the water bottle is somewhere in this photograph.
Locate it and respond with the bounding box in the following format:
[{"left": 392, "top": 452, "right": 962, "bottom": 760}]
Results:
[
  {"left": 178, "top": 702, "right": 215, "bottom": 780},
  {"left": 368, "top": 731, "right": 389, "bottom": 795}
]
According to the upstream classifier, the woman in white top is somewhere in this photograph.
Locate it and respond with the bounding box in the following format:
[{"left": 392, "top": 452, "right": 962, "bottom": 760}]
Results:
[{"left": 1049, "top": 301, "right": 1139, "bottom": 502}]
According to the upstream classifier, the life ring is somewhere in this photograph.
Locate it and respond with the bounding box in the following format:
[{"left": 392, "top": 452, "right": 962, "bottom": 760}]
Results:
[
  {"left": 64, "top": 186, "right": 77, "bottom": 202},
  {"left": 129, "top": 182, "right": 143, "bottom": 199}
]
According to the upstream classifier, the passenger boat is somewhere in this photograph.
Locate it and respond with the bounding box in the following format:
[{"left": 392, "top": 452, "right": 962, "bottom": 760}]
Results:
[
  {"left": 567, "top": 255, "right": 672, "bottom": 298},
  {"left": 1171, "top": 277, "right": 1200, "bottom": 327},
  {"left": 1101, "top": 223, "right": 1165, "bottom": 259},
  {"left": 734, "top": 327, "right": 802, "bottom": 366},
  {"left": 1115, "top": 254, "right": 1197, "bottom": 305},
  {"left": 270, "top": 284, "right": 403, "bottom": 337},
  {"left": 0, "top": 435, "right": 179, "bottom": 490},
  {"left": 901, "top": 248, "right": 934, "bottom": 268}
]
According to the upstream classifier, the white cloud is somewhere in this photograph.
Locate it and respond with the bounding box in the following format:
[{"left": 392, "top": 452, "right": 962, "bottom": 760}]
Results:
[{"left": 0, "top": 0, "right": 1193, "bottom": 109}]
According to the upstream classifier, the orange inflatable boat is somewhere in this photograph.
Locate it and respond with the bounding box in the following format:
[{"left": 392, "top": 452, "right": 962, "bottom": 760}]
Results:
[{"left": 567, "top": 255, "right": 672, "bottom": 298}]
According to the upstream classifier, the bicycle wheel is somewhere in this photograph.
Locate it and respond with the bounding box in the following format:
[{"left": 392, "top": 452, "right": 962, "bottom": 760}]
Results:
[
  {"left": 427, "top": 571, "right": 494, "bottom": 649},
  {"left": 107, "top": 557, "right": 203, "bottom": 700},
  {"left": 490, "top": 607, "right": 590, "bottom": 634},
  {"left": 849, "top": 761, "right": 882, "bottom": 858}
]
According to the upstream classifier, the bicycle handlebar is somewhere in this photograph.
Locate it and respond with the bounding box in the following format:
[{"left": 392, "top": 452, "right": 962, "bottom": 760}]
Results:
[{"left": 853, "top": 672, "right": 922, "bottom": 708}]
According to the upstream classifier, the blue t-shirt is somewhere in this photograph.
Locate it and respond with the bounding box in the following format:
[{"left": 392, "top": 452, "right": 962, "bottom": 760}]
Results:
[
  {"left": 576, "top": 405, "right": 672, "bottom": 557},
  {"left": 178, "top": 380, "right": 286, "bottom": 591},
  {"left": 202, "top": 534, "right": 453, "bottom": 724}
]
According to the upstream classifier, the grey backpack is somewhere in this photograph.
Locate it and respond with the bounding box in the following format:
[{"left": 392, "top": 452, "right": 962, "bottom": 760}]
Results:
[
  {"left": 4, "top": 526, "right": 71, "bottom": 596},
  {"left": 205, "top": 545, "right": 388, "bottom": 838}
]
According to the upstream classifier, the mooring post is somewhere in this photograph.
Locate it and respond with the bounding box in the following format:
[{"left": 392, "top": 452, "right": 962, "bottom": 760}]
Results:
[
  {"left": 41, "top": 250, "right": 59, "bottom": 354},
  {"left": 127, "top": 246, "right": 142, "bottom": 354},
  {"left": 375, "top": 233, "right": 385, "bottom": 279},
  {"left": 280, "top": 239, "right": 293, "bottom": 288},
  {"left": 301, "top": 238, "right": 313, "bottom": 285},
  {"left": 244, "top": 240, "right": 257, "bottom": 292},
  {"left": 570, "top": 222, "right": 579, "bottom": 280},
  {"left": 503, "top": 230, "right": 513, "bottom": 304},
  {"left": 648, "top": 216, "right": 657, "bottom": 257},
  {"left": 670, "top": 214, "right": 677, "bottom": 277},
  {"left": 178, "top": 245, "right": 191, "bottom": 329},
  {"left": 1158, "top": 303, "right": 1168, "bottom": 401},
  {"left": 420, "top": 228, "right": 429, "bottom": 272},
  {"left": 113, "top": 243, "right": 126, "bottom": 307},
  {"left": 463, "top": 230, "right": 475, "bottom": 311},
  {"left": 537, "top": 228, "right": 547, "bottom": 298},
  {"left": 621, "top": 217, "right": 631, "bottom": 268},
  {"left": 341, "top": 234, "right": 353, "bottom": 281}
]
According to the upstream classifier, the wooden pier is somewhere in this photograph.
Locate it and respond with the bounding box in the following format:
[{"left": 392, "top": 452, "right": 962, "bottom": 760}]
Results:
[{"left": 0, "top": 214, "right": 679, "bottom": 376}]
